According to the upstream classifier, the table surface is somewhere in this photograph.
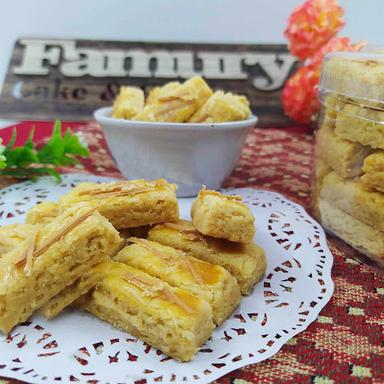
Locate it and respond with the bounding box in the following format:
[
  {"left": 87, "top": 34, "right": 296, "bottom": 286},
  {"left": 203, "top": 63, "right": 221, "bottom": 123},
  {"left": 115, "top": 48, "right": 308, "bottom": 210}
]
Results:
[{"left": 0, "top": 121, "right": 383, "bottom": 384}]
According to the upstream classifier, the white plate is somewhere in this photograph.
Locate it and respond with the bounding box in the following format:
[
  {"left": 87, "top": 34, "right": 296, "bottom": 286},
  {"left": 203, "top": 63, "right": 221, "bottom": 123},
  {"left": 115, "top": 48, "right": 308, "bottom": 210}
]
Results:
[{"left": 0, "top": 174, "right": 334, "bottom": 384}]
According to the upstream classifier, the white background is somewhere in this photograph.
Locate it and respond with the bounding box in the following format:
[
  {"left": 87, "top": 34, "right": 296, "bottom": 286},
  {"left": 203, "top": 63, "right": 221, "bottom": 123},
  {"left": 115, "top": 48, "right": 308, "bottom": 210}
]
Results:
[{"left": 0, "top": 0, "right": 381, "bottom": 88}]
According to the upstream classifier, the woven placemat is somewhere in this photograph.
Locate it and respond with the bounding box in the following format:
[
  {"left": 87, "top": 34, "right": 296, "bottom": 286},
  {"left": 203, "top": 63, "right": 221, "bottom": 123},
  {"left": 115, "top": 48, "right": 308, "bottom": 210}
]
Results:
[{"left": 0, "top": 121, "right": 382, "bottom": 384}]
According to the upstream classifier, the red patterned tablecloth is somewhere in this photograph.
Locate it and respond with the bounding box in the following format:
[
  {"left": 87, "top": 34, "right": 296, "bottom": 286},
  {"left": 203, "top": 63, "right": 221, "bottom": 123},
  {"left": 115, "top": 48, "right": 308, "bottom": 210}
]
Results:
[{"left": 0, "top": 121, "right": 383, "bottom": 384}]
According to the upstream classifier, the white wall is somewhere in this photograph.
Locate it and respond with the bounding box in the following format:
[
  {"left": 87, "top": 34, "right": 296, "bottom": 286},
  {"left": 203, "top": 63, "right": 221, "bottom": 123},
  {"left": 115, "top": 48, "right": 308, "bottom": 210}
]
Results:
[{"left": 0, "top": 0, "right": 381, "bottom": 87}]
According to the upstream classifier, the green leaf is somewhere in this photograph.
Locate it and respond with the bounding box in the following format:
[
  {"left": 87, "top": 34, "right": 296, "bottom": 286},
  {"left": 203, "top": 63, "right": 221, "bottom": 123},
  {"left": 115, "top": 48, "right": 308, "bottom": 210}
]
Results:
[
  {"left": 26, "top": 127, "right": 35, "bottom": 148},
  {"left": 4, "top": 147, "right": 39, "bottom": 168},
  {"left": 5, "top": 128, "right": 17, "bottom": 150},
  {"left": 1, "top": 120, "right": 89, "bottom": 181},
  {"left": 0, "top": 143, "right": 6, "bottom": 170},
  {"left": 63, "top": 129, "right": 89, "bottom": 157},
  {"left": 3, "top": 127, "right": 39, "bottom": 168},
  {"left": 37, "top": 120, "right": 89, "bottom": 166},
  {"left": 37, "top": 120, "right": 65, "bottom": 165}
]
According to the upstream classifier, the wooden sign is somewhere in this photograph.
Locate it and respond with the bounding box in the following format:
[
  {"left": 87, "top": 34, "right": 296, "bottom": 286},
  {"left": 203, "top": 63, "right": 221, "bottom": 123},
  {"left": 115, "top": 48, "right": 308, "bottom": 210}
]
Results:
[{"left": 0, "top": 38, "right": 298, "bottom": 126}]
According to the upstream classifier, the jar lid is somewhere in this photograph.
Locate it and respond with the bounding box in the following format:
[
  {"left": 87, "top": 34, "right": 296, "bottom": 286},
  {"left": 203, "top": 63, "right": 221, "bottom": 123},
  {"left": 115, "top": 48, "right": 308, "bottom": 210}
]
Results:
[
  {"left": 319, "top": 51, "right": 384, "bottom": 109},
  {"left": 361, "top": 45, "right": 384, "bottom": 54}
]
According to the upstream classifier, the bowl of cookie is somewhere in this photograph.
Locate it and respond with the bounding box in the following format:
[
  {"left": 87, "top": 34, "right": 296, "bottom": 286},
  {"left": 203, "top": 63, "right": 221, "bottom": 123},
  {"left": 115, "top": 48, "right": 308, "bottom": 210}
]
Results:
[{"left": 94, "top": 76, "right": 257, "bottom": 197}]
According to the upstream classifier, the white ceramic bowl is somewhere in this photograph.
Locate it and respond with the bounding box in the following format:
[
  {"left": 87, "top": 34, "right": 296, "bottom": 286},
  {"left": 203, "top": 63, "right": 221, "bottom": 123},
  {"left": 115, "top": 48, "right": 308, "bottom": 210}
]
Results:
[{"left": 94, "top": 107, "right": 257, "bottom": 197}]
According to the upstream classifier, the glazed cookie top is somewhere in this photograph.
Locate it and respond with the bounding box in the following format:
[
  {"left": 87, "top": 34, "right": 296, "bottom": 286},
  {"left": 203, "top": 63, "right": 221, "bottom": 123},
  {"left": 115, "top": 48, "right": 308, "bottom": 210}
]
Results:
[{"left": 195, "top": 188, "right": 248, "bottom": 207}]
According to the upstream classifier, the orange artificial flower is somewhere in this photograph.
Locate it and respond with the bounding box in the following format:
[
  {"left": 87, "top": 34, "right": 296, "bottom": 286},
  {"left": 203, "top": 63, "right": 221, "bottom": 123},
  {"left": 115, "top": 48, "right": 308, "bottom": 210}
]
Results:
[
  {"left": 285, "top": 0, "right": 345, "bottom": 60},
  {"left": 281, "top": 65, "right": 321, "bottom": 124},
  {"left": 309, "top": 37, "right": 366, "bottom": 67}
]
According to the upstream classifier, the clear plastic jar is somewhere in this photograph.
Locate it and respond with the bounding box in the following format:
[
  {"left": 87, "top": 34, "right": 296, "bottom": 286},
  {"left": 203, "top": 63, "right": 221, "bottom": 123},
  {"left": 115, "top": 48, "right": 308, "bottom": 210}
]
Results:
[{"left": 312, "top": 51, "right": 384, "bottom": 266}]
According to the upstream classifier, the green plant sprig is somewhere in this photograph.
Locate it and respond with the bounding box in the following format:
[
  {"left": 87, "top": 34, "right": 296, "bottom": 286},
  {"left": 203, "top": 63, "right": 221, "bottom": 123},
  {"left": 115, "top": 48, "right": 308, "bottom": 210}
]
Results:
[{"left": 0, "top": 120, "right": 89, "bottom": 181}]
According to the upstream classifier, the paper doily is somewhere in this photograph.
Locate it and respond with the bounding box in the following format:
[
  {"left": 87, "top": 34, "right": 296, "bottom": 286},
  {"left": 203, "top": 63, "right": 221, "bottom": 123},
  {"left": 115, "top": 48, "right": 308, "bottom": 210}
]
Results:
[{"left": 0, "top": 174, "right": 334, "bottom": 384}]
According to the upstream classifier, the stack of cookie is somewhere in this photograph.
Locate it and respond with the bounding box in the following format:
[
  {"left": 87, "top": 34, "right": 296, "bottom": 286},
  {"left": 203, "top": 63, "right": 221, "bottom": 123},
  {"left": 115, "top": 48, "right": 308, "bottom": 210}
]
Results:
[
  {"left": 148, "top": 189, "right": 266, "bottom": 295},
  {"left": 0, "top": 179, "right": 266, "bottom": 362},
  {"left": 313, "top": 51, "right": 384, "bottom": 266},
  {"left": 112, "top": 75, "right": 252, "bottom": 123}
]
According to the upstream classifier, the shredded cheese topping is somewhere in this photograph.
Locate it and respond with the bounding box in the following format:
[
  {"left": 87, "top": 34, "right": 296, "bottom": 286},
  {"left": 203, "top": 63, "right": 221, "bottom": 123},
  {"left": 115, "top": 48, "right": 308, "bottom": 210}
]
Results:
[
  {"left": 127, "top": 237, "right": 203, "bottom": 284},
  {"left": 14, "top": 229, "right": 39, "bottom": 272},
  {"left": 122, "top": 271, "right": 194, "bottom": 314},
  {"left": 161, "top": 222, "right": 206, "bottom": 242},
  {"left": 199, "top": 188, "right": 243, "bottom": 202},
  {"left": 77, "top": 180, "right": 169, "bottom": 200},
  {"left": 179, "top": 253, "right": 204, "bottom": 284},
  {"left": 15, "top": 207, "right": 97, "bottom": 273},
  {"left": 34, "top": 207, "right": 97, "bottom": 257},
  {"left": 23, "top": 230, "right": 39, "bottom": 276},
  {"left": 158, "top": 89, "right": 196, "bottom": 103}
]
